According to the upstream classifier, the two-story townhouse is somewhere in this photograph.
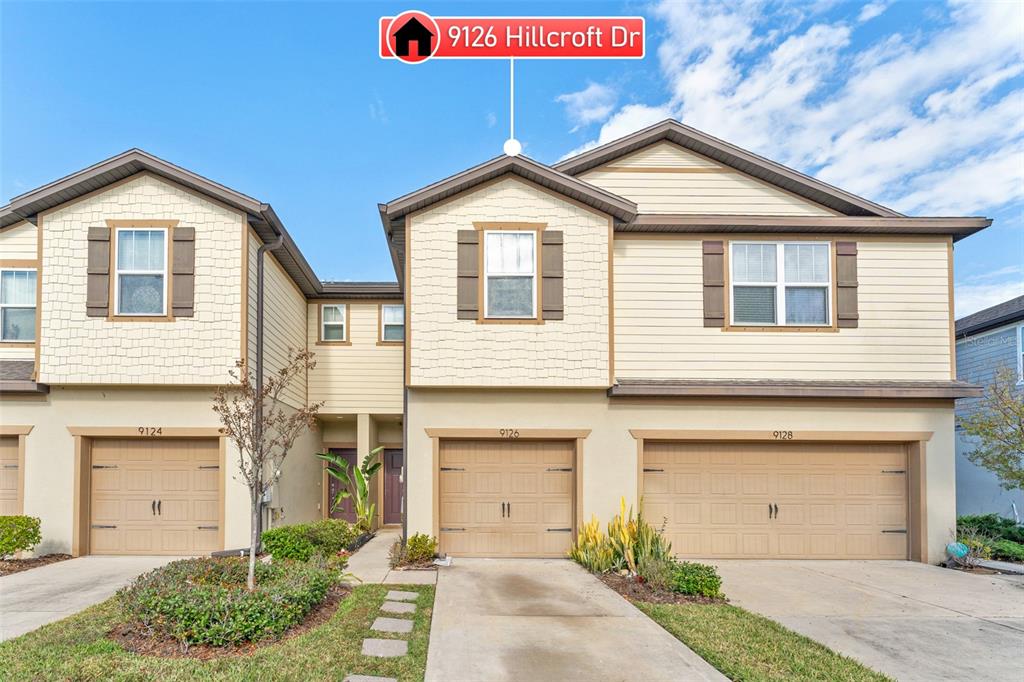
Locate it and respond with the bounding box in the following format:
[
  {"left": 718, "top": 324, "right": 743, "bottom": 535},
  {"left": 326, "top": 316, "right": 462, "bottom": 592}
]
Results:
[
  {"left": 953, "top": 295, "right": 1024, "bottom": 520},
  {"left": 0, "top": 151, "right": 405, "bottom": 555},
  {"left": 379, "top": 120, "right": 989, "bottom": 564},
  {"left": 2, "top": 120, "right": 991, "bottom": 564}
]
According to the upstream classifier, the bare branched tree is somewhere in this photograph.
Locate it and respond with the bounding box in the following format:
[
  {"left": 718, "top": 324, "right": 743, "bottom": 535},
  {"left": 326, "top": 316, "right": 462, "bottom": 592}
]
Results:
[
  {"left": 959, "top": 366, "right": 1024, "bottom": 494},
  {"left": 213, "top": 349, "right": 323, "bottom": 589}
]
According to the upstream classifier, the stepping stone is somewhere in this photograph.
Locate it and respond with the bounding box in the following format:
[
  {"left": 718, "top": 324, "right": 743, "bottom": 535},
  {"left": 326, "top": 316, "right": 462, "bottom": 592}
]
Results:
[
  {"left": 386, "top": 590, "right": 418, "bottom": 602},
  {"left": 372, "top": 616, "right": 414, "bottom": 634},
  {"left": 344, "top": 677, "right": 397, "bottom": 682},
  {"left": 381, "top": 600, "right": 416, "bottom": 614},
  {"left": 362, "top": 638, "right": 408, "bottom": 658}
]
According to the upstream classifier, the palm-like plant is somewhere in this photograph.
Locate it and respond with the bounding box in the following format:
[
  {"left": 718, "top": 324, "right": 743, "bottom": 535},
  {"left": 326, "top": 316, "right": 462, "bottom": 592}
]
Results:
[{"left": 316, "top": 446, "right": 383, "bottom": 532}]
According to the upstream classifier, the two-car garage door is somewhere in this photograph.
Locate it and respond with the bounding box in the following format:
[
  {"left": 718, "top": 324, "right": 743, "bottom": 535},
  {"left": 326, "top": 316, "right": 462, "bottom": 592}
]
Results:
[
  {"left": 90, "top": 438, "right": 221, "bottom": 555},
  {"left": 643, "top": 441, "right": 908, "bottom": 559}
]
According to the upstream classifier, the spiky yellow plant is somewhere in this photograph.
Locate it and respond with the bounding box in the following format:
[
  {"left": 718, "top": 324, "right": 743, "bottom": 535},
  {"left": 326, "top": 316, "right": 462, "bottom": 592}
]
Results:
[{"left": 568, "top": 514, "right": 614, "bottom": 573}]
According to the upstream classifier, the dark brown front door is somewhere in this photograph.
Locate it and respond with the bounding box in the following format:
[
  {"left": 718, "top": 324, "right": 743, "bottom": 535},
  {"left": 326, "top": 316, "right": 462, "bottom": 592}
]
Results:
[
  {"left": 326, "top": 448, "right": 358, "bottom": 523},
  {"left": 383, "top": 449, "right": 404, "bottom": 525}
]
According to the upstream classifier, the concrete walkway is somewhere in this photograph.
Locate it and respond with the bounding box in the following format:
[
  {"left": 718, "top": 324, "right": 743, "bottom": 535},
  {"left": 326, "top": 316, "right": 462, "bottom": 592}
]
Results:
[
  {"left": 425, "top": 558, "right": 724, "bottom": 682},
  {"left": 0, "top": 555, "right": 180, "bottom": 641},
  {"left": 346, "top": 529, "right": 436, "bottom": 585},
  {"left": 712, "top": 560, "right": 1024, "bottom": 682}
]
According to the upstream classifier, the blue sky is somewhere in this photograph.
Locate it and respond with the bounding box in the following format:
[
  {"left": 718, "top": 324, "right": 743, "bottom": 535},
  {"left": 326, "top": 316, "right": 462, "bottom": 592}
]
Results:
[{"left": 2, "top": 0, "right": 1021, "bottom": 316}]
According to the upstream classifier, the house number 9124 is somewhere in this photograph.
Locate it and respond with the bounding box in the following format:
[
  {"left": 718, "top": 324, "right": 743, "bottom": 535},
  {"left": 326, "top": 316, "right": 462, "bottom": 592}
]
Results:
[
  {"left": 138, "top": 427, "right": 164, "bottom": 437},
  {"left": 499, "top": 429, "right": 520, "bottom": 439},
  {"left": 772, "top": 430, "right": 794, "bottom": 440}
]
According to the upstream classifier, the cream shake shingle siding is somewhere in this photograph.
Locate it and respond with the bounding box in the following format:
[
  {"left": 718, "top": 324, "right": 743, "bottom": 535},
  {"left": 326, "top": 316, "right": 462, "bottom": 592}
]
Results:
[
  {"left": 307, "top": 302, "right": 403, "bottom": 413},
  {"left": 581, "top": 142, "right": 839, "bottom": 216},
  {"left": 0, "top": 221, "right": 38, "bottom": 259},
  {"left": 38, "top": 175, "right": 243, "bottom": 385},
  {"left": 409, "top": 177, "right": 610, "bottom": 387},
  {"left": 613, "top": 237, "right": 952, "bottom": 380}
]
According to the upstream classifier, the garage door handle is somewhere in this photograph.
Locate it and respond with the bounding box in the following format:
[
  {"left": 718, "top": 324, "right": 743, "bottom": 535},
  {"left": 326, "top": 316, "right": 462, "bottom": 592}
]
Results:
[
  {"left": 157, "top": 500, "right": 162, "bottom": 515},
  {"left": 152, "top": 500, "right": 156, "bottom": 516},
  {"left": 91, "top": 525, "right": 116, "bottom": 529}
]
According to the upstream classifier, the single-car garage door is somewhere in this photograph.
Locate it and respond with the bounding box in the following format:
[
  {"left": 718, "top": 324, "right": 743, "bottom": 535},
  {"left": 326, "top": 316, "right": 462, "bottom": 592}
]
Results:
[
  {"left": 643, "top": 441, "right": 907, "bottom": 559},
  {"left": 90, "top": 438, "right": 220, "bottom": 555},
  {"left": 0, "top": 436, "right": 20, "bottom": 515},
  {"left": 439, "top": 440, "right": 575, "bottom": 558}
]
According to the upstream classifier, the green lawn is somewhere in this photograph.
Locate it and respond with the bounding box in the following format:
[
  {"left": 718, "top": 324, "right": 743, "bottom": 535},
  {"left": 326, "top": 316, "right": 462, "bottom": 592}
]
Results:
[
  {"left": 636, "top": 601, "right": 892, "bottom": 682},
  {"left": 0, "top": 584, "right": 434, "bottom": 682}
]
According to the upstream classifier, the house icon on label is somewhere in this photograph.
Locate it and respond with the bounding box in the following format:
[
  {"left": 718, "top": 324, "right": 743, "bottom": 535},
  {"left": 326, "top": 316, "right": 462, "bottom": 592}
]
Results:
[{"left": 393, "top": 16, "right": 434, "bottom": 58}]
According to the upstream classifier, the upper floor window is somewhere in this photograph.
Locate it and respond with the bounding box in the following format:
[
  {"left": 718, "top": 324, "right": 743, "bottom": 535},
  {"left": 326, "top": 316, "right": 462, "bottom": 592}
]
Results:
[
  {"left": 381, "top": 304, "right": 404, "bottom": 342},
  {"left": 115, "top": 228, "right": 167, "bottom": 316},
  {"left": 321, "top": 304, "right": 346, "bottom": 341},
  {"left": 731, "top": 241, "right": 831, "bottom": 326},
  {"left": 484, "top": 231, "right": 536, "bottom": 318},
  {"left": 0, "top": 269, "right": 36, "bottom": 342}
]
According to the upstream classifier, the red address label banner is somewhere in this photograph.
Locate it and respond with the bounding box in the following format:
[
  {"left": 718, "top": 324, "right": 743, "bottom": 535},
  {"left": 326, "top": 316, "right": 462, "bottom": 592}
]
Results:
[{"left": 379, "top": 15, "right": 645, "bottom": 61}]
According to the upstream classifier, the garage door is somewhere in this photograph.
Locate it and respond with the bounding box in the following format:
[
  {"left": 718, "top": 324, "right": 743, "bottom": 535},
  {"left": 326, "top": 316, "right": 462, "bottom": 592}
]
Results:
[
  {"left": 439, "top": 440, "right": 574, "bottom": 557},
  {"left": 643, "top": 442, "right": 908, "bottom": 559},
  {"left": 90, "top": 438, "right": 220, "bottom": 555},
  {"left": 0, "top": 436, "right": 19, "bottom": 515}
]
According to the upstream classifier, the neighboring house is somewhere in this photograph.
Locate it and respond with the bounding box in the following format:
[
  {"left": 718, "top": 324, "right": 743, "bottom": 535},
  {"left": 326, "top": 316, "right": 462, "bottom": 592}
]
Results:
[
  {"left": 0, "top": 120, "right": 991, "bottom": 564},
  {"left": 954, "top": 295, "right": 1024, "bottom": 522}
]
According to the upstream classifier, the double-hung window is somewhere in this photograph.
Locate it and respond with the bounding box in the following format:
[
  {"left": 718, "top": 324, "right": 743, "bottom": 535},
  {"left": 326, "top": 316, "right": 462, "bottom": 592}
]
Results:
[
  {"left": 115, "top": 228, "right": 167, "bottom": 316},
  {"left": 731, "top": 242, "right": 831, "bottom": 326},
  {"left": 380, "top": 304, "right": 404, "bottom": 341},
  {"left": 321, "top": 304, "right": 346, "bottom": 341},
  {"left": 484, "top": 231, "right": 536, "bottom": 318},
  {"left": 0, "top": 269, "right": 37, "bottom": 342}
]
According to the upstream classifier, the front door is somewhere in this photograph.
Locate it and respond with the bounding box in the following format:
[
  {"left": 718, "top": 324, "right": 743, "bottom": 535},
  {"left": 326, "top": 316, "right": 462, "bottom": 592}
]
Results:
[
  {"left": 326, "top": 448, "right": 358, "bottom": 523},
  {"left": 383, "top": 449, "right": 404, "bottom": 525}
]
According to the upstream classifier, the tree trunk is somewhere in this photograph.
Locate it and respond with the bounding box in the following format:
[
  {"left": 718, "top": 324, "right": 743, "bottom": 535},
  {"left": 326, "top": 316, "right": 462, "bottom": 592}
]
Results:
[{"left": 248, "top": 496, "right": 260, "bottom": 591}]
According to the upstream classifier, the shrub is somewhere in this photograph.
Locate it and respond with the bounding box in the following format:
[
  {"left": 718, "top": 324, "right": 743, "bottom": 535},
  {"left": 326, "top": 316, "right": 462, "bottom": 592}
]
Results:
[
  {"left": 953, "top": 525, "right": 994, "bottom": 567},
  {"left": 671, "top": 562, "right": 723, "bottom": 598},
  {"left": 992, "top": 539, "right": 1024, "bottom": 563},
  {"left": 262, "top": 519, "right": 361, "bottom": 561},
  {"left": 389, "top": 533, "right": 438, "bottom": 568},
  {"left": 117, "top": 557, "right": 335, "bottom": 646},
  {"left": 0, "top": 516, "right": 41, "bottom": 558},
  {"left": 637, "top": 555, "right": 675, "bottom": 591},
  {"left": 569, "top": 516, "right": 615, "bottom": 573},
  {"left": 569, "top": 498, "right": 672, "bottom": 575},
  {"left": 958, "top": 514, "right": 1024, "bottom": 545}
]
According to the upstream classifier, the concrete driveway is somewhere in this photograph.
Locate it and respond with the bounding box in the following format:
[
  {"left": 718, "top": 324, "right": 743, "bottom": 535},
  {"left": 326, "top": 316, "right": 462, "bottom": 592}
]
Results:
[
  {"left": 712, "top": 560, "right": 1024, "bottom": 682},
  {"left": 0, "top": 556, "right": 181, "bottom": 641},
  {"left": 425, "top": 558, "right": 724, "bottom": 682}
]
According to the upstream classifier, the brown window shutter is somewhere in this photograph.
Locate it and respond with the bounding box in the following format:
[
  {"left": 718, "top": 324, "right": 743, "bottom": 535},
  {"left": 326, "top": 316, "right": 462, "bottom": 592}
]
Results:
[
  {"left": 456, "top": 229, "right": 479, "bottom": 319},
  {"left": 86, "top": 226, "right": 110, "bottom": 317},
  {"left": 172, "top": 227, "right": 196, "bottom": 317},
  {"left": 541, "top": 230, "right": 564, "bottom": 320},
  {"left": 835, "top": 241, "right": 858, "bottom": 328},
  {"left": 702, "top": 240, "right": 725, "bottom": 327}
]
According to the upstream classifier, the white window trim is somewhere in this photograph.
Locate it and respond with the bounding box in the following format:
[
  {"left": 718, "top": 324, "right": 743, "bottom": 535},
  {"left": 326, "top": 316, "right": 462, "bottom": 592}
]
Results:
[
  {"left": 380, "top": 304, "right": 404, "bottom": 342},
  {"left": 729, "top": 240, "right": 832, "bottom": 327},
  {"left": 483, "top": 230, "right": 537, "bottom": 319},
  {"left": 114, "top": 227, "right": 168, "bottom": 317},
  {"left": 0, "top": 267, "right": 37, "bottom": 342},
  {"left": 321, "top": 304, "right": 347, "bottom": 342}
]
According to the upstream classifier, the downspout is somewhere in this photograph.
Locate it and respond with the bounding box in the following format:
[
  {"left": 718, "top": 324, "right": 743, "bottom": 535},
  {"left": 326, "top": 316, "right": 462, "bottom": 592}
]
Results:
[{"left": 255, "top": 231, "right": 284, "bottom": 547}]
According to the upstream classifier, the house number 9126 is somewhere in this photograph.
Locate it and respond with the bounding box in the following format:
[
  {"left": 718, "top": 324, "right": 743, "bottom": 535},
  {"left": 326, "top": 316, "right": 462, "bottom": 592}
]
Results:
[
  {"left": 499, "top": 429, "right": 520, "bottom": 439},
  {"left": 772, "top": 430, "right": 794, "bottom": 440},
  {"left": 138, "top": 427, "right": 164, "bottom": 437}
]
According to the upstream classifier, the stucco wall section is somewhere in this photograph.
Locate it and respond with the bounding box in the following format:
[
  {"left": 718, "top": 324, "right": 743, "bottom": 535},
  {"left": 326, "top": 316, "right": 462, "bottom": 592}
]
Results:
[
  {"left": 407, "top": 388, "right": 955, "bottom": 564},
  {"left": 614, "top": 237, "right": 952, "bottom": 380},
  {"left": 0, "top": 221, "right": 38, "bottom": 259},
  {"left": 409, "top": 176, "right": 610, "bottom": 387},
  {"left": 307, "top": 302, "right": 404, "bottom": 413},
  {"left": 580, "top": 141, "right": 838, "bottom": 216},
  {"left": 38, "top": 174, "right": 244, "bottom": 385}
]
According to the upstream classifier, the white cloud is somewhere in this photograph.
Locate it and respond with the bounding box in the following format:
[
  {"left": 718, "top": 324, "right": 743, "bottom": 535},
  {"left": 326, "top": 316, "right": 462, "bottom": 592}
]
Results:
[
  {"left": 563, "top": 0, "right": 1024, "bottom": 216},
  {"left": 369, "top": 94, "right": 389, "bottom": 124},
  {"left": 858, "top": 2, "right": 888, "bottom": 23},
  {"left": 555, "top": 82, "right": 618, "bottom": 132},
  {"left": 485, "top": 112, "right": 497, "bottom": 128},
  {"left": 955, "top": 279, "right": 1024, "bottom": 318}
]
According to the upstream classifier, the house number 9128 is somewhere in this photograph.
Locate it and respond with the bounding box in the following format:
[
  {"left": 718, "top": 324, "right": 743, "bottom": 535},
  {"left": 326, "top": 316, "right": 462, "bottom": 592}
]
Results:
[
  {"left": 772, "top": 430, "right": 794, "bottom": 440},
  {"left": 499, "top": 429, "right": 520, "bottom": 439},
  {"left": 138, "top": 427, "right": 164, "bottom": 437}
]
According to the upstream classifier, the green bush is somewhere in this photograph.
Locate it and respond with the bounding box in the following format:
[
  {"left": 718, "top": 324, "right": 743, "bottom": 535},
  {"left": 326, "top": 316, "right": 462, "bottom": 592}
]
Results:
[
  {"left": 262, "top": 519, "right": 361, "bottom": 561},
  {"left": 992, "top": 539, "right": 1024, "bottom": 562},
  {"left": 389, "top": 533, "right": 438, "bottom": 567},
  {"left": 637, "top": 555, "right": 675, "bottom": 591},
  {"left": 957, "top": 514, "right": 1024, "bottom": 544},
  {"left": 671, "top": 562, "right": 723, "bottom": 598},
  {"left": 117, "top": 557, "right": 335, "bottom": 646},
  {"left": 0, "top": 516, "right": 41, "bottom": 558}
]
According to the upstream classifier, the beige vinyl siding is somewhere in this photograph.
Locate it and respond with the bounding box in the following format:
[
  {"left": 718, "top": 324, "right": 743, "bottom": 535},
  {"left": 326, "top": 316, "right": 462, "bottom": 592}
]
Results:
[
  {"left": 246, "top": 234, "right": 307, "bottom": 409},
  {"left": 613, "top": 237, "right": 952, "bottom": 380},
  {"left": 0, "top": 221, "right": 38, "bottom": 259},
  {"left": 580, "top": 141, "right": 838, "bottom": 216},
  {"left": 307, "top": 302, "right": 403, "bottom": 413}
]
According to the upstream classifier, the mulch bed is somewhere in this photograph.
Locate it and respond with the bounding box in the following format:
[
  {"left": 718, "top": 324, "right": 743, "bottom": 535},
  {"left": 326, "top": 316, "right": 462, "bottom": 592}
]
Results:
[
  {"left": 0, "top": 553, "right": 72, "bottom": 576},
  {"left": 108, "top": 586, "right": 349, "bottom": 660},
  {"left": 600, "top": 573, "right": 724, "bottom": 605}
]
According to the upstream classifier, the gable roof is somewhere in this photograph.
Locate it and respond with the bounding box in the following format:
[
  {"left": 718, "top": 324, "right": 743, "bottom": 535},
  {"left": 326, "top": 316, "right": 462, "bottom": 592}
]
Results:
[
  {"left": 955, "top": 295, "right": 1024, "bottom": 338},
  {"left": 554, "top": 119, "right": 902, "bottom": 218}
]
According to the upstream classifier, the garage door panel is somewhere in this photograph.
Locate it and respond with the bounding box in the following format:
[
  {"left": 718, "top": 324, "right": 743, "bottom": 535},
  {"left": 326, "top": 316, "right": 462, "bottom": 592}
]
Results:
[
  {"left": 741, "top": 503, "right": 771, "bottom": 525},
  {"left": 542, "top": 471, "right": 572, "bottom": 494},
  {"left": 644, "top": 471, "right": 669, "bottom": 494},
  {"left": 710, "top": 473, "right": 737, "bottom": 495},
  {"left": 509, "top": 472, "right": 538, "bottom": 494},
  {"left": 742, "top": 534, "right": 770, "bottom": 555},
  {"left": 161, "top": 470, "right": 190, "bottom": 492},
  {"left": 541, "top": 501, "right": 573, "bottom": 525},
  {"left": 741, "top": 473, "right": 769, "bottom": 495},
  {"left": 123, "top": 469, "right": 154, "bottom": 492},
  {"left": 194, "top": 499, "right": 219, "bottom": 523},
  {"left": 474, "top": 472, "right": 502, "bottom": 494}
]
